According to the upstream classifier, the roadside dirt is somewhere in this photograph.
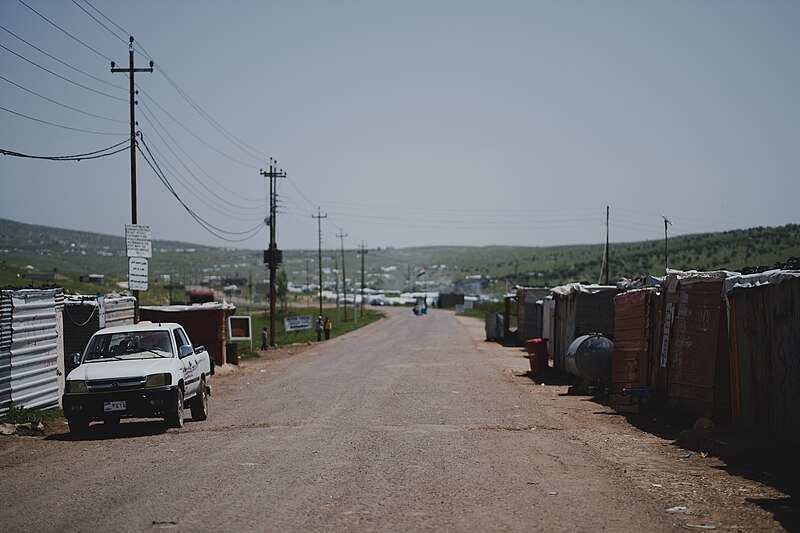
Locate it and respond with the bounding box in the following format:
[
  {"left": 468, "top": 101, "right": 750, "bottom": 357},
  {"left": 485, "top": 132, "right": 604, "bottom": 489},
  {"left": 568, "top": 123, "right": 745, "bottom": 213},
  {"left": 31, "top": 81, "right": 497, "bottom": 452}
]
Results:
[{"left": 455, "top": 314, "right": 799, "bottom": 532}]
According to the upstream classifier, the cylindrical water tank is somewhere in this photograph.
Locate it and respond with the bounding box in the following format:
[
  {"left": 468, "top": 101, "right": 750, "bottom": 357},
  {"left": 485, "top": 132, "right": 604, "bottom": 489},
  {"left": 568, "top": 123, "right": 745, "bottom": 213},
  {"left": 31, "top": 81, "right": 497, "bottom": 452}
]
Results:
[{"left": 565, "top": 334, "right": 614, "bottom": 383}]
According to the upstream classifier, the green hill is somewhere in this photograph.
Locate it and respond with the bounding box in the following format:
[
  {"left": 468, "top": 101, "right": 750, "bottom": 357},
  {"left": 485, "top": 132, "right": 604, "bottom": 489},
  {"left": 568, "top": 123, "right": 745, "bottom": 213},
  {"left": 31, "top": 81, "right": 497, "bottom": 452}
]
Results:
[{"left": 1, "top": 218, "right": 798, "bottom": 302}]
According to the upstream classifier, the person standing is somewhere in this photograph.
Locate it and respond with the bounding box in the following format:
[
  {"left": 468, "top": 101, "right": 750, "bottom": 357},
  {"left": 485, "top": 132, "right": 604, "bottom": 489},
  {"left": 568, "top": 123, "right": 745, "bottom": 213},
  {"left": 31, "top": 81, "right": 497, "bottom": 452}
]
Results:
[
  {"left": 260, "top": 327, "right": 268, "bottom": 350},
  {"left": 324, "top": 316, "right": 332, "bottom": 340},
  {"left": 315, "top": 315, "right": 324, "bottom": 342}
]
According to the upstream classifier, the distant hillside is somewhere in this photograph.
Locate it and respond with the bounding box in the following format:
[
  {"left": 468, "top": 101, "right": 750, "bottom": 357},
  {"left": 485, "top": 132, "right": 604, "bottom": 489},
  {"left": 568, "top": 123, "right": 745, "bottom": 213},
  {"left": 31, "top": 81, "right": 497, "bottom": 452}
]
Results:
[{"left": 1, "top": 218, "right": 798, "bottom": 296}]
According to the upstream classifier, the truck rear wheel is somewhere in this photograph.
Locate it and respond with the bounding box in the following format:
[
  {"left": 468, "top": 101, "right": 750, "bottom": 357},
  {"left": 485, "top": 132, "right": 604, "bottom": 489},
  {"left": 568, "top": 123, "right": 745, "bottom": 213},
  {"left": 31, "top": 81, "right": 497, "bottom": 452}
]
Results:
[{"left": 68, "top": 417, "right": 89, "bottom": 434}]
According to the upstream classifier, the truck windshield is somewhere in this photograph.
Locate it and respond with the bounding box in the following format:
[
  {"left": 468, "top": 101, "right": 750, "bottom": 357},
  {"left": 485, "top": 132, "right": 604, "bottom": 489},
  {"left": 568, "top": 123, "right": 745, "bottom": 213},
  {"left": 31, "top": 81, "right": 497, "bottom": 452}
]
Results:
[{"left": 84, "top": 331, "right": 173, "bottom": 361}]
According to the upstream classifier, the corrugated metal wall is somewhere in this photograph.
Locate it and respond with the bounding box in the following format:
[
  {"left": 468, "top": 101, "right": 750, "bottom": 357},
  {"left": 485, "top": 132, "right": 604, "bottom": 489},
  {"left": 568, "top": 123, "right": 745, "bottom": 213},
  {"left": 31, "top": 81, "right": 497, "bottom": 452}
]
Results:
[
  {"left": 612, "top": 290, "right": 654, "bottom": 394},
  {"left": 730, "top": 276, "right": 800, "bottom": 442},
  {"left": 666, "top": 279, "right": 726, "bottom": 419},
  {"left": 516, "top": 287, "right": 549, "bottom": 342},
  {"left": 63, "top": 295, "right": 135, "bottom": 376},
  {"left": 0, "top": 289, "right": 63, "bottom": 413}
]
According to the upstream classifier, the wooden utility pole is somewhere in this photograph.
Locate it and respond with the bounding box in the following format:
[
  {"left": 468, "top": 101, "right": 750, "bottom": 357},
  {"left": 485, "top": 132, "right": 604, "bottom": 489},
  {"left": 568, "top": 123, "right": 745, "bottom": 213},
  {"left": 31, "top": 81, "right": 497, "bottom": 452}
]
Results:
[
  {"left": 260, "top": 159, "right": 286, "bottom": 347},
  {"left": 312, "top": 209, "right": 327, "bottom": 318},
  {"left": 605, "top": 205, "right": 610, "bottom": 285},
  {"left": 662, "top": 215, "right": 672, "bottom": 273},
  {"left": 336, "top": 229, "right": 348, "bottom": 321},
  {"left": 112, "top": 36, "right": 152, "bottom": 318},
  {"left": 359, "top": 242, "right": 367, "bottom": 318}
]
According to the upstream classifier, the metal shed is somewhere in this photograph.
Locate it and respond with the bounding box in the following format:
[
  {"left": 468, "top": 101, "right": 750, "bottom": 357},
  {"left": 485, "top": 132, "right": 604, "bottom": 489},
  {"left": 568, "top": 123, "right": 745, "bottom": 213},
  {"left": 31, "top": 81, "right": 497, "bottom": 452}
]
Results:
[
  {"left": 661, "top": 273, "right": 732, "bottom": 422},
  {"left": 0, "top": 288, "right": 64, "bottom": 414},
  {"left": 62, "top": 294, "right": 136, "bottom": 376},
  {"left": 516, "top": 287, "right": 550, "bottom": 343},
  {"left": 550, "top": 284, "right": 618, "bottom": 375},
  {"left": 727, "top": 271, "right": 800, "bottom": 442},
  {"left": 611, "top": 288, "right": 664, "bottom": 411},
  {"left": 140, "top": 302, "right": 235, "bottom": 366}
]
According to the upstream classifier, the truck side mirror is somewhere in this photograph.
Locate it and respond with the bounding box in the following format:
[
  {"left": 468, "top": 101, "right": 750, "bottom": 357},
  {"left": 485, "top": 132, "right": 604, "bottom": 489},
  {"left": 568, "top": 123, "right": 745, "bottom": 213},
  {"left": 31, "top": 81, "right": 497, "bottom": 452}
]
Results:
[
  {"left": 179, "top": 345, "right": 194, "bottom": 359},
  {"left": 71, "top": 353, "right": 82, "bottom": 366}
]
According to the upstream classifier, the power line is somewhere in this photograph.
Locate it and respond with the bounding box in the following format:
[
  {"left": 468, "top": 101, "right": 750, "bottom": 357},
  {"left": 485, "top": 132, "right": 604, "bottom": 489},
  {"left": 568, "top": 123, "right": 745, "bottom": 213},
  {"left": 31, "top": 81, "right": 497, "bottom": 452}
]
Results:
[
  {"left": 16, "top": 0, "right": 114, "bottom": 62},
  {"left": 0, "top": 42, "right": 127, "bottom": 102},
  {"left": 0, "top": 105, "right": 128, "bottom": 136},
  {"left": 1, "top": 136, "right": 131, "bottom": 161},
  {"left": 0, "top": 24, "right": 127, "bottom": 92},
  {"left": 138, "top": 99, "right": 264, "bottom": 208},
  {"left": 70, "top": 0, "right": 128, "bottom": 47},
  {"left": 138, "top": 134, "right": 265, "bottom": 242},
  {"left": 77, "top": 0, "right": 154, "bottom": 61},
  {"left": 0, "top": 74, "right": 126, "bottom": 124}
]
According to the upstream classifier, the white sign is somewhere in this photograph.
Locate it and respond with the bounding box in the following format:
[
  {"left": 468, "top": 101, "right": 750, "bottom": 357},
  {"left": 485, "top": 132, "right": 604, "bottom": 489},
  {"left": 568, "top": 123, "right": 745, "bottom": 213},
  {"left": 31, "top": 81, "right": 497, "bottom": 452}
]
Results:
[
  {"left": 125, "top": 224, "right": 152, "bottom": 258},
  {"left": 283, "top": 315, "right": 313, "bottom": 332},
  {"left": 128, "top": 257, "right": 149, "bottom": 291}
]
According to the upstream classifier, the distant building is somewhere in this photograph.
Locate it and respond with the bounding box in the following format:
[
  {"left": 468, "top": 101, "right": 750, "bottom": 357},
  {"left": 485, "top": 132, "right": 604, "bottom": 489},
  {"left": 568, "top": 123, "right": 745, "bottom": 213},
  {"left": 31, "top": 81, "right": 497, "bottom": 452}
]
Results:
[{"left": 79, "top": 274, "right": 105, "bottom": 285}]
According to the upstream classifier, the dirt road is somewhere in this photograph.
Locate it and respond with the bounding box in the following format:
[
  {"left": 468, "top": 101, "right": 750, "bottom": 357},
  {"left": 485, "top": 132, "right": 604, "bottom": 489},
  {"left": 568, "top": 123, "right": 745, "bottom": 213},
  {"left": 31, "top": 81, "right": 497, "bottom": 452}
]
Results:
[{"left": 0, "top": 307, "right": 790, "bottom": 531}]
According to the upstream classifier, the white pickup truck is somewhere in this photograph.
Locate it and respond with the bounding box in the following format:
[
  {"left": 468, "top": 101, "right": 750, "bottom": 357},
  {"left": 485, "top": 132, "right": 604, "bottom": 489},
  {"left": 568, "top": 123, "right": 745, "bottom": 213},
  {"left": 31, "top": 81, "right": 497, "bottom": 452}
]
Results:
[{"left": 62, "top": 322, "right": 212, "bottom": 433}]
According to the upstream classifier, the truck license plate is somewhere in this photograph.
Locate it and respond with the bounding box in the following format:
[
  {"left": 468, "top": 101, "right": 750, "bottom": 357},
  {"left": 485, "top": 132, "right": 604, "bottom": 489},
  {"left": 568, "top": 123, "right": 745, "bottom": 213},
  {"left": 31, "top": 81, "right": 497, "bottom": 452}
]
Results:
[{"left": 104, "top": 401, "right": 126, "bottom": 412}]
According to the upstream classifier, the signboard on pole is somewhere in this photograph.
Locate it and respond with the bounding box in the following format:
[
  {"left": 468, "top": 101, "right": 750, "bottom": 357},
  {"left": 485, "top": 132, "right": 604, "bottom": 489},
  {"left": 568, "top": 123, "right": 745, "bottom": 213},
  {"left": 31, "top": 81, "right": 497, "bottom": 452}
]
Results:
[
  {"left": 125, "top": 224, "right": 152, "bottom": 258},
  {"left": 283, "top": 315, "right": 312, "bottom": 332},
  {"left": 228, "top": 316, "right": 252, "bottom": 342},
  {"left": 128, "top": 257, "right": 149, "bottom": 291}
]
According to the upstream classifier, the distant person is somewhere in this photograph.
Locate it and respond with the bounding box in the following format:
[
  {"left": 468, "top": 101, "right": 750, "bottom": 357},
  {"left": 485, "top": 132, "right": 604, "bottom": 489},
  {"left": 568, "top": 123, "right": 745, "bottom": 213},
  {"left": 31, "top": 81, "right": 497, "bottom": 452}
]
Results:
[
  {"left": 261, "top": 327, "right": 268, "bottom": 350},
  {"left": 324, "top": 317, "right": 332, "bottom": 340},
  {"left": 316, "top": 316, "right": 324, "bottom": 341}
]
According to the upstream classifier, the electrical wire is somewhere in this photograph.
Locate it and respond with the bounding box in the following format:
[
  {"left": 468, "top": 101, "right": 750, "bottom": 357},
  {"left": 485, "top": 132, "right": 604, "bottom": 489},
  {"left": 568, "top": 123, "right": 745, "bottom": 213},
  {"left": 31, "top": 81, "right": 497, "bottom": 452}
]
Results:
[
  {"left": 0, "top": 74, "right": 127, "bottom": 124},
  {"left": 137, "top": 134, "right": 265, "bottom": 242},
  {"left": 0, "top": 24, "right": 127, "bottom": 92},
  {"left": 1, "top": 136, "right": 131, "bottom": 160},
  {"left": 16, "top": 0, "right": 114, "bottom": 63},
  {"left": 69, "top": 0, "right": 129, "bottom": 48},
  {"left": 77, "top": 0, "right": 154, "bottom": 61},
  {"left": 138, "top": 98, "right": 265, "bottom": 207},
  {"left": 0, "top": 43, "right": 127, "bottom": 102},
  {"left": 0, "top": 105, "right": 128, "bottom": 136}
]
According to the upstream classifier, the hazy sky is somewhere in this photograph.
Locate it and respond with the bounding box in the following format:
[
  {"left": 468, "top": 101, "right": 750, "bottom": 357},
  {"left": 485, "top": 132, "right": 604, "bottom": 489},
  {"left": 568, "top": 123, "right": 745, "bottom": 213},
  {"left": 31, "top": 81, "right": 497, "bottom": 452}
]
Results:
[{"left": 2, "top": 1, "right": 798, "bottom": 252}]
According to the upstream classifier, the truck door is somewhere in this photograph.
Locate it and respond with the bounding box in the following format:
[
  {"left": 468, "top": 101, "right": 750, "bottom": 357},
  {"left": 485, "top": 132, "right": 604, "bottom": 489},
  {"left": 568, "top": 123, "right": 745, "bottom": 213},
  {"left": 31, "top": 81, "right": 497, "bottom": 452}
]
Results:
[{"left": 173, "top": 327, "right": 201, "bottom": 397}]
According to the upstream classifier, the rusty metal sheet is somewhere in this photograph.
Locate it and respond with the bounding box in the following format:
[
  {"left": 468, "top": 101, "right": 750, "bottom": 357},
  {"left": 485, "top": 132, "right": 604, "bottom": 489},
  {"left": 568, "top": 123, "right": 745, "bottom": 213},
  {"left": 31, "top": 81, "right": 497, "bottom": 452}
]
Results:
[
  {"left": 731, "top": 276, "right": 800, "bottom": 441},
  {"left": 612, "top": 290, "right": 653, "bottom": 396},
  {"left": 140, "top": 305, "right": 228, "bottom": 366},
  {"left": 667, "top": 279, "right": 724, "bottom": 418}
]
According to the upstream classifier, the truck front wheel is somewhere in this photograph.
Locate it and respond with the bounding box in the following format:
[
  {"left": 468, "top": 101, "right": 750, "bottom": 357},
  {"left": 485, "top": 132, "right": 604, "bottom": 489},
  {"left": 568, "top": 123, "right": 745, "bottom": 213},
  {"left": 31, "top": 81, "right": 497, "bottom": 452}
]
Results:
[{"left": 165, "top": 388, "right": 184, "bottom": 429}]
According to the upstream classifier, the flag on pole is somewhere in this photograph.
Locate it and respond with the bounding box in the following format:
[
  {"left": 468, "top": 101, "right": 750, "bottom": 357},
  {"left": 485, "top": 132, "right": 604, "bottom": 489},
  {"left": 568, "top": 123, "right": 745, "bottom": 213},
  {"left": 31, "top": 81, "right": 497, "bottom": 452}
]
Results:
[{"left": 416, "top": 266, "right": 426, "bottom": 277}]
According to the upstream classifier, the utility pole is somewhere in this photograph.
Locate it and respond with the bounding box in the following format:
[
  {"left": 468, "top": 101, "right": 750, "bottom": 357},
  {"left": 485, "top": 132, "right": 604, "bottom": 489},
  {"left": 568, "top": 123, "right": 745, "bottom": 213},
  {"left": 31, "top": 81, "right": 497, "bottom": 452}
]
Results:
[
  {"left": 312, "top": 208, "right": 327, "bottom": 318},
  {"left": 605, "top": 205, "right": 610, "bottom": 285},
  {"left": 112, "top": 36, "right": 152, "bottom": 319},
  {"left": 260, "top": 159, "right": 286, "bottom": 347},
  {"left": 662, "top": 215, "right": 672, "bottom": 273},
  {"left": 336, "top": 229, "right": 348, "bottom": 322},
  {"left": 359, "top": 242, "right": 367, "bottom": 318}
]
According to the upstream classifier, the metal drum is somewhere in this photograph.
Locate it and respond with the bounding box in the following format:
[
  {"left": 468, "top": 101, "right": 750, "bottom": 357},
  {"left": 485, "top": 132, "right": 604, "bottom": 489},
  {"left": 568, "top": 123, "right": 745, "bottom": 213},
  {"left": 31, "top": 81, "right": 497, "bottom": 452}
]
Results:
[{"left": 565, "top": 334, "right": 614, "bottom": 384}]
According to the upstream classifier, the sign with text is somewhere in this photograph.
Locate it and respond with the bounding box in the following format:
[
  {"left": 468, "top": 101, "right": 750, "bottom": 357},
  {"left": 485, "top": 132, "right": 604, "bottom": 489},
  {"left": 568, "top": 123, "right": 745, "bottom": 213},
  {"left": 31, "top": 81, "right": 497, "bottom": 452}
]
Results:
[
  {"left": 283, "top": 315, "right": 312, "bottom": 332},
  {"left": 128, "top": 257, "right": 149, "bottom": 291},
  {"left": 125, "top": 224, "right": 152, "bottom": 258}
]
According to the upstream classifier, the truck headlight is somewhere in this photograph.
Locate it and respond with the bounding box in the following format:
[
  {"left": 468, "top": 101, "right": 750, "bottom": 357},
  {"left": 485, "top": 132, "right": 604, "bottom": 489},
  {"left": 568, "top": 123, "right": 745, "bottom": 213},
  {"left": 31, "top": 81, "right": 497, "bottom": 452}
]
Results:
[
  {"left": 67, "top": 380, "right": 87, "bottom": 393},
  {"left": 145, "top": 373, "right": 171, "bottom": 388}
]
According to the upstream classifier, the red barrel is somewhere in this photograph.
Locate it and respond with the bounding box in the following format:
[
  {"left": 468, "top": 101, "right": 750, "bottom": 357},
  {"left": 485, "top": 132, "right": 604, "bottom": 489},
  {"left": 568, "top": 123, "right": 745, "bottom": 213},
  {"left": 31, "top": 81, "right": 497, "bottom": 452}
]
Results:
[{"left": 524, "top": 338, "right": 549, "bottom": 373}]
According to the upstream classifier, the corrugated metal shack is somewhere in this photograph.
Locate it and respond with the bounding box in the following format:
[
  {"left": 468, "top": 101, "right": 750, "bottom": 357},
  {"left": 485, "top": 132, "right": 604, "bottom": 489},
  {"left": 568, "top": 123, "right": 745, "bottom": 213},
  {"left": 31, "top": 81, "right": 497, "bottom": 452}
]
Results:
[
  {"left": 62, "top": 294, "right": 136, "bottom": 376},
  {"left": 0, "top": 288, "right": 64, "bottom": 414},
  {"left": 661, "top": 272, "right": 732, "bottom": 423},
  {"left": 611, "top": 288, "right": 664, "bottom": 412},
  {"left": 140, "top": 302, "right": 235, "bottom": 366},
  {"left": 550, "top": 284, "right": 618, "bottom": 375},
  {"left": 726, "top": 270, "right": 800, "bottom": 442},
  {"left": 516, "top": 287, "right": 550, "bottom": 343}
]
